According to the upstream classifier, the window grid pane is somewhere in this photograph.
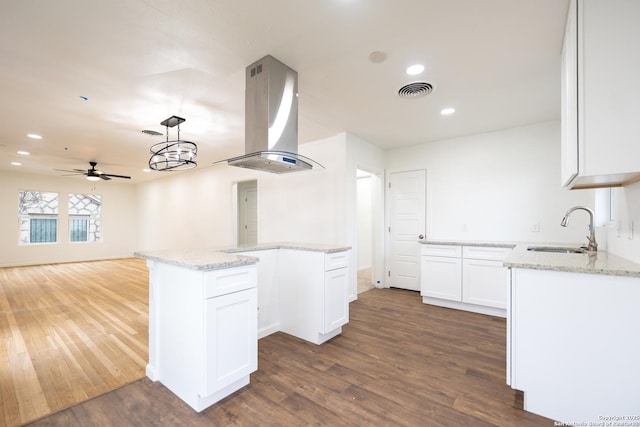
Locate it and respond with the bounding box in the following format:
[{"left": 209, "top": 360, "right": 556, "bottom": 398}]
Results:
[
  {"left": 30, "top": 218, "right": 57, "bottom": 243},
  {"left": 70, "top": 218, "right": 88, "bottom": 242}
]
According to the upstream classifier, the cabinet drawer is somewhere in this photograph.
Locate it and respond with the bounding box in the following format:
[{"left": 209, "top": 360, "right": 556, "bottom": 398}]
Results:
[
  {"left": 325, "top": 251, "right": 349, "bottom": 271},
  {"left": 463, "top": 246, "right": 511, "bottom": 261},
  {"left": 204, "top": 266, "right": 256, "bottom": 299},
  {"left": 421, "top": 244, "right": 462, "bottom": 258}
]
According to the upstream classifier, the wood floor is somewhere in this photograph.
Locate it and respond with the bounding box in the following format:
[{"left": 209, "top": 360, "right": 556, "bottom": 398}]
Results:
[
  {"left": 23, "top": 282, "right": 551, "bottom": 425},
  {"left": 0, "top": 258, "right": 149, "bottom": 427}
]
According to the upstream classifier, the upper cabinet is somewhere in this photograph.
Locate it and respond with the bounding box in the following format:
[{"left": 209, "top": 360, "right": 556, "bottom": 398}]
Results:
[{"left": 561, "top": 0, "right": 640, "bottom": 189}]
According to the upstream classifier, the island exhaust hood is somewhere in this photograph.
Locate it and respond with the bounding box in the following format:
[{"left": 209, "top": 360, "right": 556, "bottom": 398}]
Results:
[{"left": 223, "top": 55, "right": 323, "bottom": 174}]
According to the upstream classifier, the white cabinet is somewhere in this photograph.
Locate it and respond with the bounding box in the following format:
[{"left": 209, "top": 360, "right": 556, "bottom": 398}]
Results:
[
  {"left": 146, "top": 262, "right": 257, "bottom": 412},
  {"left": 462, "top": 246, "right": 510, "bottom": 309},
  {"left": 237, "top": 249, "right": 280, "bottom": 338},
  {"left": 203, "top": 287, "right": 257, "bottom": 396},
  {"left": 561, "top": 0, "right": 640, "bottom": 189},
  {"left": 278, "top": 249, "right": 349, "bottom": 344},
  {"left": 421, "top": 245, "right": 462, "bottom": 301},
  {"left": 508, "top": 268, "right": 640, "bottom": 422},
  {"left": 420, "top": 244, "right": 510, "bottom": 317}
]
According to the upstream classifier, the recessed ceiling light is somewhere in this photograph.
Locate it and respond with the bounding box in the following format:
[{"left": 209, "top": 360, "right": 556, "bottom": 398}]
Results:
[
  {"left": 11, "top": 162, "right": 22, "bottom": 166},
  {"left": 440, "top": 107, "right": 456, "bottom": 115},
  {"left": 406, "top": 64, "right": 425, "bottom": 75},
  {"left": 17, "top": 150, "right": 30, "bottom": 156},
  {"left": 27, "top": 134, "right": 42, "bottom": 140}
]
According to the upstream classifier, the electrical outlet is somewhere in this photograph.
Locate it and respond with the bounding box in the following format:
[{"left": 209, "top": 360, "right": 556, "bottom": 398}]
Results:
[{"left": 530, "top": 223, "right": 540, "bottom": 232}]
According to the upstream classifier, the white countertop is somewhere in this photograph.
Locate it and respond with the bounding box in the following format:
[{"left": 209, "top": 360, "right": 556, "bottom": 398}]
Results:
[{"left": 135, "top": 242, "right": 351, "bottom": 271}]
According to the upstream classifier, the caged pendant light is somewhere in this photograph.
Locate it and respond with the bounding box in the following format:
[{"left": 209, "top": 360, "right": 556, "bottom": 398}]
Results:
[{"left": 149, "top": 115, "right": 198, "bottom": 171}]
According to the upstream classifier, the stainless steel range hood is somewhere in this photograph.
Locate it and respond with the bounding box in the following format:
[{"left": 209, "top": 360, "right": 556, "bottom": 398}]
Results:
[{"left": 224, "top": 55, "right": 323, "bottom": 174}]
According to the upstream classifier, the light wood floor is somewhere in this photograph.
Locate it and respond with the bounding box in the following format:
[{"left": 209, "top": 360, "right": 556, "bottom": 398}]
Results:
[
  {"left": 26, "top": 286, "right": 552, "bottom": 426},
  {"left": 0, "top": 258, "right": 149, "bottom": 427},
  {"left": 357, "top": 267, "right": 374, "bottom": 294}
]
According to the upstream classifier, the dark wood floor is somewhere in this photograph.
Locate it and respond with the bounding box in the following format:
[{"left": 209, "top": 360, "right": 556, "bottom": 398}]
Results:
[{"left": 26, "top": 288, "right": 552, "bottom": 426}]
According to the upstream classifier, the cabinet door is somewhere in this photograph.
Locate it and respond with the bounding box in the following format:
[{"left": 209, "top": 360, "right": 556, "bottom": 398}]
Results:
[
  {"left": 420, "top": 256, "right": 462, "bottom": 301},
  {"left": 323, "top": 267, "right": 349, "bottom": 333},
  {"left": 561, "top": 0, "right": 578, "bottom": 187},
  {"left": 203, "top": 288, "right": 257, "bottom": 397},
  {"left": 462, "top": 259, "right": 509, "bottom": 308}
]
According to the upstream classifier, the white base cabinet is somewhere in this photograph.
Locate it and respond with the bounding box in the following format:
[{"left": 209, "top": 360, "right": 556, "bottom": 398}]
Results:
[
  {"left": 509, "top": 268, "right": 640, "bottom": 422},
  {"left": 278, "top": 249, "right": 349, "bottom": 344},
  {"left": 421, "top": 245, "right": 462, "bottom": 301},
  {"left": 420, "top": 244, "right": 510, "bottom": 317},
  {"left": 146, "top": 261, "right": 257, "bottom": 412}
]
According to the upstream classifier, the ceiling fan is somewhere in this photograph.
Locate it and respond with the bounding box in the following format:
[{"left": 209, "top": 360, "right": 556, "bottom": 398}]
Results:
[{"left": 55, "top": 161, "right": 131, "bottom": 181}]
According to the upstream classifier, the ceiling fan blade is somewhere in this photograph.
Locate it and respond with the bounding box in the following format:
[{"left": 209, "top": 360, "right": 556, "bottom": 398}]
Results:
[
  {"left": 60, "top": 173, "right": 86, "bottom": 177},
  {"left": 53, "top": 168, "right": 85, "bottom": 174},
  {"left": 99, "top": 175, "right": 112, "bottom": 181},
  {"left": 101, "top": 174, "right": 131, "bottom": 179}
]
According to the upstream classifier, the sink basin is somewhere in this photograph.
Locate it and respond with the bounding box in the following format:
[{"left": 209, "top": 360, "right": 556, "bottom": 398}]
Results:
[{"left": 527, "top": 246, "right": 586, "bottom": 254}]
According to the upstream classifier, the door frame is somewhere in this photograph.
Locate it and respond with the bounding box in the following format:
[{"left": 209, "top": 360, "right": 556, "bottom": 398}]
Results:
[
  {"left": 384, "top": 168, "right": 427, "bottom": 289},
  {"left": 232, "top": 179, "right": 258, "bottom": 246},
  {"left": 351, "top": 164, "right": 385, "bottom": 301}
]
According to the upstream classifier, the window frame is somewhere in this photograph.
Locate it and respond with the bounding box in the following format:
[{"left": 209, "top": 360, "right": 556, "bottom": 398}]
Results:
[
  {"left": 67, "top": 193, "right": 102, "bottom": 243},
  {"left": 18, "top": 190, "right": 59, "bottom": 245}
]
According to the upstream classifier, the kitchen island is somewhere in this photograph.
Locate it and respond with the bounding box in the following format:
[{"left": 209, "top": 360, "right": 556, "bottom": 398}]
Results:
[
  {"left": 134, "top": 248, "right": 260, "bottom": 412},
  {"left": 135, "top": 242, "right": 351, "bottom": 411},
  {"left": 222, "top": 242, "right": 352, "bottom": 344},
  {"left": 504, "top": 245, "right": 640, "bottom": 423}
]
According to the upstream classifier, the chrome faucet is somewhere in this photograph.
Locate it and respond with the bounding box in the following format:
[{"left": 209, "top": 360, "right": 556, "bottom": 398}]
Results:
[{"left": 561, "top": 206, "right": 598, "bottom": 251}]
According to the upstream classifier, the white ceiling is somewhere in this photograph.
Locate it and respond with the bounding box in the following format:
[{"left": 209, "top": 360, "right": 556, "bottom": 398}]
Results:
[{"left": 0, "top": 0, "right": 569, "bottom": 182}]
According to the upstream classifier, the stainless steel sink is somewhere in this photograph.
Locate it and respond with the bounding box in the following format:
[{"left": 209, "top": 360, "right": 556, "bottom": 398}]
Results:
[{"left": 527, "top": 246, "right": 586, "bottom": 254}]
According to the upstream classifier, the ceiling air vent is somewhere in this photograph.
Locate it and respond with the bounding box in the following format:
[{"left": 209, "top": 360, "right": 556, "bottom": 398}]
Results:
[{"left": 398, "top": 81, "right": 434, "bottom": 99}]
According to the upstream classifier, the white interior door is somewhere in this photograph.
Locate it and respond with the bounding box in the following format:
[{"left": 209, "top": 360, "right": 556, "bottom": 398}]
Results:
[
  {"left": 238, "top": 180, "right": 258, "bottom": 245},
  {"left": 387, "top": 170, "right": 426, "bottom": 291}
]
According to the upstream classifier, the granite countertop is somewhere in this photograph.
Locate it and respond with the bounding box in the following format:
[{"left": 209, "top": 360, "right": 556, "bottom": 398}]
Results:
[
  {"left": 420, "top": 239, "right": 516, "bottom": 248},
  {"left": 222, "top": 242, "right": 351, "bottom": 254},
  {"left": 135, "top": 242, "right": 351, "bottom": 271},
  {"left": 504, "top": 244, "right": 640, "bottom": 278},
  {"left": 134, "top": 248, "right": 259, "bottom": 271}
]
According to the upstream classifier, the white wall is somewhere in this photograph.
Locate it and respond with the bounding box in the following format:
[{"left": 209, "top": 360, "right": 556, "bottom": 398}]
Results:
[
  {"left": 385, "top": 121, "right": 595, "bottom": 244},
  {"left": 3, "top": 122, "right": 611, "bottom": 268},
  {"left": 0, "top": 170, "right": 138, "bottom": 267},
  {"left": 136, "top": 133, "right": 352, "bottom": 252}
]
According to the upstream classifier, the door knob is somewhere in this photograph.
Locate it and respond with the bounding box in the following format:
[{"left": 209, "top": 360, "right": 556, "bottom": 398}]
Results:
[{"left": 418, "top": 234, "right": 424, "bottom": 240}]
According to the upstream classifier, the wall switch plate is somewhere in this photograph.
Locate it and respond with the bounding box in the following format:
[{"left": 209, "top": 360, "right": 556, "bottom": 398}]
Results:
[
  {"left": 461, "top": 224, "right": 468, "bottom": 232},
  {"left": 530, "top": 223, "right": 540, "bottom": 232}
]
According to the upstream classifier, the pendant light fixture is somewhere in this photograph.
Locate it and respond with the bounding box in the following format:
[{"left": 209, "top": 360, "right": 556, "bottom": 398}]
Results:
[{"left": 149, "top": 115, "right": 198, "bottom": 171}]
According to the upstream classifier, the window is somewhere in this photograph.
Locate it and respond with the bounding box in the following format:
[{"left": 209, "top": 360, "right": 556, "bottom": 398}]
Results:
[
  {"left": 68, "top": 194, "right": 101, "bottom": 242},
  {"left": 18, "top": 190, "right": 59, "bottom": 244}
]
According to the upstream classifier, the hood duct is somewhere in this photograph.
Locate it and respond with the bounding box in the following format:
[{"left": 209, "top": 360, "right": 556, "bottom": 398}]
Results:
[{"left": 222, "top": 55, "right": 323, "bottom": 174}]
